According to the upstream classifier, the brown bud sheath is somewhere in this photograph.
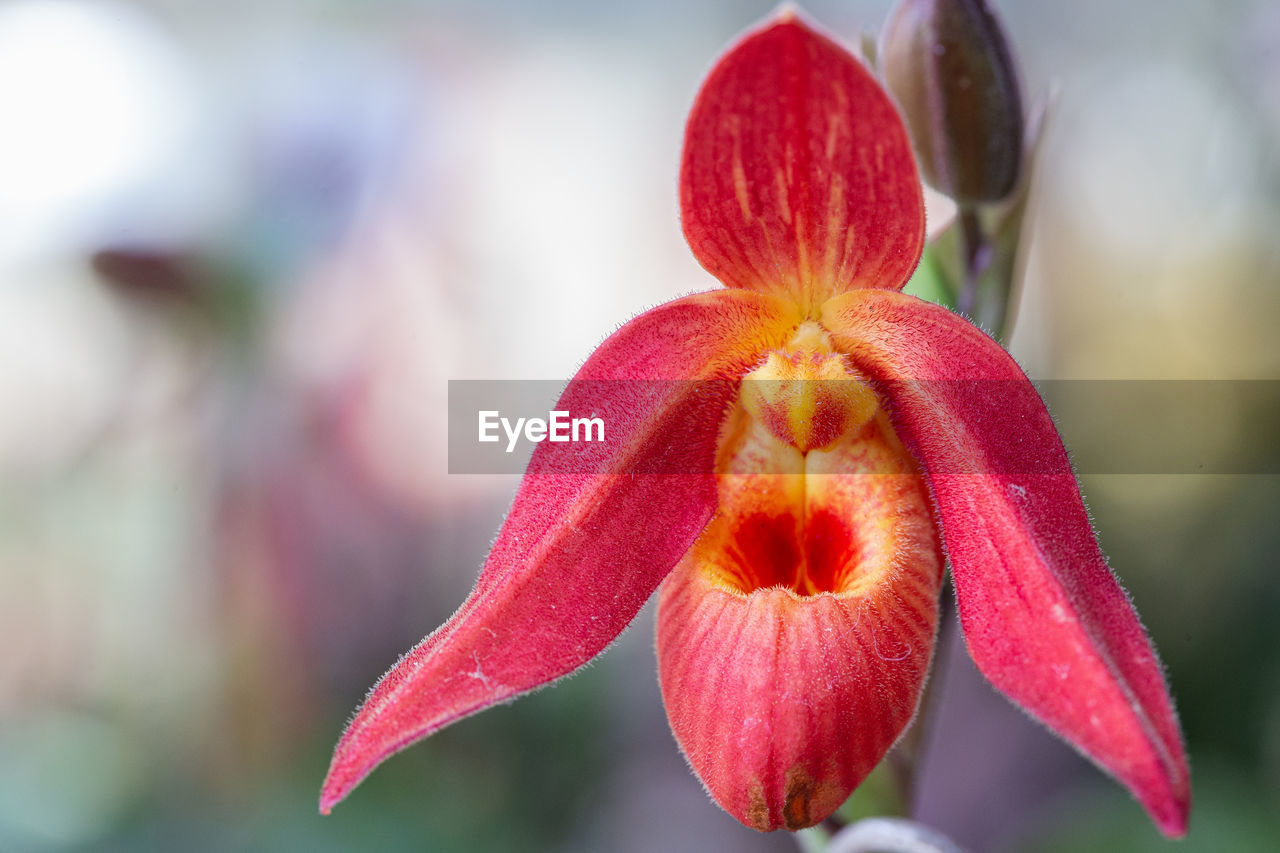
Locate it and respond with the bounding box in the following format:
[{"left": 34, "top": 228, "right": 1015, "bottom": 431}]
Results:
[{"left": 880, "top": 0, "right": 1024, "bottom": 203}]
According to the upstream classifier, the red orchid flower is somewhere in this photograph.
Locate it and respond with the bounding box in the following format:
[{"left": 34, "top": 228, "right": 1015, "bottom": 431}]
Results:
[{"left": 320, "top": 12, "right": 1189, "bottom": 836}]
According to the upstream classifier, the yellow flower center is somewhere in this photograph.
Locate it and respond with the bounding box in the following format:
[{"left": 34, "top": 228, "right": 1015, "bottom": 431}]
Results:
[
  {"left": 693, "top": 322, "right": 933, "bottom": 598},
  {"left": 739, "top": 322, "right": 880, "bottom": 453}
]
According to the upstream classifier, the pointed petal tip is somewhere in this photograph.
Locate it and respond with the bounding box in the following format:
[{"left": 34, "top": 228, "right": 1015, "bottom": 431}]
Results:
[
  {"left": 319, "top": 761, "right": 364, "bottom": 815},
  {"left": 1157, "top": 797, "right": 1190, "bottom": 839},
  {"left": 768, "top": 3, "right": 814, "bottom": 29},
  {"left": 764, "top": 3, "right": 827, "bottom": 33},
  {"left": 1144, "top": 759, "right": 1191, "bottom": 837},
  {"left": 772, "top": 2, "right": 800, "bottom": 23},
  {"left": 318, "top": 737, "right": 376, "bottom": 816},
  {"left": 1159, "top": 752, "right": 1193, "bottom": 837},
  {"left": 318, "top": 771, "right": 347, "bottom": 816}
]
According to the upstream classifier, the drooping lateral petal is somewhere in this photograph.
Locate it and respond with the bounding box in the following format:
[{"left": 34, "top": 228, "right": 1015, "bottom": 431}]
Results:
[
  {"left": 657, "top": 404, "right": 941, "bottom": 831},
  {"left": 680, "top": 13, "right": 925, "bottom": 311},
  {"left": 821, "top": 289, "right": 1191, "bottom": 836},
  {"left": 321, "top": 290, "right": 801, "bottom": 813}
]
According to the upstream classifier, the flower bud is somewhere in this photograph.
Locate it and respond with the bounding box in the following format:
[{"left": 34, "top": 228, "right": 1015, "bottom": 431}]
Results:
[{"left": 880, "top": 0, "right": 1024, "bottom": 203}]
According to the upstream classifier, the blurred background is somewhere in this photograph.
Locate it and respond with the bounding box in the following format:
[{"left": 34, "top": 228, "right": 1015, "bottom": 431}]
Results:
[{"left": 0, "top": 0, "right": 1276, "bottom": 850}]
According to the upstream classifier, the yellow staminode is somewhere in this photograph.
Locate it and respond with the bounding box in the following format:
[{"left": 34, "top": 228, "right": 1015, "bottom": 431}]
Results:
[{"left": 740, "top": 322, "right": 880, "bottom": 453}]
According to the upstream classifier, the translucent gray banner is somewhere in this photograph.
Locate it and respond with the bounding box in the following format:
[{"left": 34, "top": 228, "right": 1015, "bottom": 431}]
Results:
[{"left": 447, "top": 380, "right": 1280, "bottom": 475}]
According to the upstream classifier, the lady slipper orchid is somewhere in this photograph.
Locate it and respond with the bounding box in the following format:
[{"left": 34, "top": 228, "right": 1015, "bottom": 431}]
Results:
[{"left": 321, "top": 11, "right": 1190, "bottom": 836}]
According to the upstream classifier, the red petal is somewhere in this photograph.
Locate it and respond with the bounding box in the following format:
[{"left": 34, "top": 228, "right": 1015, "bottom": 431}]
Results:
[
  {"left": 321, "top": 290, "right": 800, "bottom": 813},
  {"left": 680, "top": 12, "right": 925, "bottom": 311},
  {"left": 821, "top": 289, "right": 1191, "bottom": 836},
  {"left": 657, "top": 401, "right": 941, "bottom": 831}
]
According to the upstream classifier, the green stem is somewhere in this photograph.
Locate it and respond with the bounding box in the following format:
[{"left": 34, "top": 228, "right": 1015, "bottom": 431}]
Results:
[
  {"left": 891, "top": 581, "right": 956, "bottom": 812},
  {"left": 954, "top": 207, "right": 988, "bottom": 320}
]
